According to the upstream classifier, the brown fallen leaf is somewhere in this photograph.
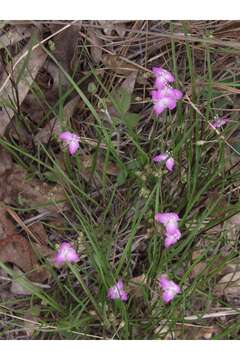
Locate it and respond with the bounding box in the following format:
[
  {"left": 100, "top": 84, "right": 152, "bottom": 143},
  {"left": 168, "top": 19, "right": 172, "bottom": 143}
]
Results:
[
  {"left": 81, "top": 154, "right": 119, "bottom": 176},
  {"left": 214, "top": 271, "right": 240, "bottom": 306},
  {"left": 10, "top": 266, "right": 33, "bottom": 295},
  {"left": 224, "top": 213, "right": 240, "bottom": 245},
  {"left": 98, "top": 21, "right": 127, "bottom": 37},
  {"left": 0, "top": 203, "right": 49, "bottom": 282},
  {"left": 102, "top": 54, "right": 139, "bottom": 75},
  {"left": 34, "top": 95, "right": 80, "bottom": 144},
  {"left": 128, "top": 274, "right": 147, "bottom": 298},
  {"left": 0, "top": 234, "right": 48, "bottom": 282},
  {"left": 2, "top": 163, "right": 66, "bottom": 213},
  {"left": 87, "top": 28, "right": 103, "bottom": 64},
  {"left": 0, "top": 39, "right": 47, "bottom": 136},
  {"left": 120, "top": 71, "right": 138, "bottom": 95},
  {"left": 0, "top": 25, "right": 32, "bottom": 49},
  {"left": 175, "top": 323, "right": 219, "bottom": 340},
  {"left": 190, "top": 249, "right": 207, "bottom": 279},
  {"left": 48, "top": 23, "right": 80, "bottom": 78}
]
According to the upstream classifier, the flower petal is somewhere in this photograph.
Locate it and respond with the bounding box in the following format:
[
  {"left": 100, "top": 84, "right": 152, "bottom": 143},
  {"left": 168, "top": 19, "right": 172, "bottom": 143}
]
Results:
[
  {"left": 164, "top": 229, "right": 181, "bottom": 247},
  {"left": 172, "top": 89, "right": 183, "bottom": 100},
  {"left": 155, "top": 212, "right": 179, "bottom": 225},
  {"left": 165, "top": 157, "right": 174, "bottom": 172},
  {"left": 69, "top": 141, "right": 79, "bottom": 155},
  {"left": 165, "top": 97, "right": 176, "bottom": 110},
  {"left": 59, "top": 131, "right": 73, "bottom": 142},
  {"left": 152, "top": 153, "right": 168, "bottom": 163},
  {"left": 153, "top": 102, "right": 166, "bottom": 115}
]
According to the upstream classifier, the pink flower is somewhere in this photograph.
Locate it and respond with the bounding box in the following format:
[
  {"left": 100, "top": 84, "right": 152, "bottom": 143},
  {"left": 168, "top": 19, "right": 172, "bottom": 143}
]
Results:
[
  {"left": 155, "top": 212, "right": 180, "bottom": 235},
  {"left": 164, "top": 228, "right": 181, "bottom": 248},
  {"left": 156, "top": 87, "right": 183, "bottom": 101},
  {"left": 153, "top": 153, "right": 175, "bottom": 172},
  {"left": 211, "top": 116, "right": 229, "bottom": 129},
  {"left": 54, "top": 242, "right": 80, "bottom": 267},
  {"left": 151, "top": 89, "right": 176, "bottom": 115},
  {"left": 107, "top": 280, "right": 128, "bottom": 302},
  {"left": 152, "top": 67, "right": 175, "bottom": 89},
  {"left": 59, "top": 131, "right": 80, "bottom": 155},
  {"left": 159, "top": 275, "right": 181, "bottom": 303}
]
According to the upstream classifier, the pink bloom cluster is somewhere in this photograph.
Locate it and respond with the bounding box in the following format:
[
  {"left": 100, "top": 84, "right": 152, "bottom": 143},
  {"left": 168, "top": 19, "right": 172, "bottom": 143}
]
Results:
[
  {"left": 59, "top": 131, "right": 80, "bottom": 155},
  {"left": 107, "top": 280, "right": 128, "bottom": 302},
  {"left": 54, "top": 242, "right": 80, "bottom": 267},
  {"left": 151, "top": 67, "right": 183, "bottom": 115},
  {"left": 153, "top": 153, "right": 174, "bottom": 172},
  {"left": 211, "top": 115, "right": 229, "bottom": 129},
  {"left": 159, "top": 274, "right": 181, "bottom": 303},
  {"left": 155, "top": 212, "right": 181, "bottom": 248}
]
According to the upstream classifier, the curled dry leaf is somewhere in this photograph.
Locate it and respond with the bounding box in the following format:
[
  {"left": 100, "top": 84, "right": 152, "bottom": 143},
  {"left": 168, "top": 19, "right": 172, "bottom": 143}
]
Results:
[
  {"left": 120, "top": 71, "right": 138, "bottom": 95},
  {"left": 0, "top": 25, "right": 32, "bottom": 49},
  {"left": 0, "top": 203, "right": 49, "bottom": 283},
  {"left": 102, "top": 54, "right": 139, "bottom": 75},
  {"left": 48, "top": 23, "right": 80, "bottom": 76},
  {"left": 87, "top": 29, "right": 103, "bottom": 64},
  {"left": 214, "top": 272, "right": 240, "bottom": 306},
  {"left": 0, "top": 40, "right": 47, "bottom": 136},
  {"left": 0, "top": 148, "right": 66, "bottom": 213},
  {"left": 98, "top": 21, "right": 127, "bottom": 37}
]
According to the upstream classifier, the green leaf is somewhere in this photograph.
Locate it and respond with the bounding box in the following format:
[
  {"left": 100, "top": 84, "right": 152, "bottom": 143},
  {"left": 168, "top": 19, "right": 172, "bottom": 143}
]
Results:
[
  {"left": 122, "top": 112, "right": 140, "bottom": 129},
  {"left": 111, "top": 88, "right": 131, "bottom": 115}
]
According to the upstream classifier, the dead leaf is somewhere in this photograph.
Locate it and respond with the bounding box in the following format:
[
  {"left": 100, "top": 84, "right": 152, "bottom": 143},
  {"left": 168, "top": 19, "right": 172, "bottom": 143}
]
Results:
[
  {"left": 81, "top": 154, "right": 119, "bottom": 176},
  {"left": 2, "top": 163, "right": 66, "bottom": 213},
  {"left": 128, "top": 274, "right": 147, "bottom": 298},
  {"left": 0, "top": 203, "right": 49, "bottom": 282},
  {"left": 48, "top": 23, "right": 80, "bottom": 76},
  {"left": 87, "top": 29, "right": 103, "bottom": 64},
  {"left": 120, "top": 71, "right": 138, "bottom": 95},
  {"left": 175, "top": 324, "right": 219, "bottom": 340},
  {"left": 154, "top": 324, "right": 175, "bottom": 339},
  {"left": 224, "top": 213, "right": 240, "bottom": 244},
  {"left": 215, "top": 271, "right": 240, "bottom": 305},
  {"left": 190, "top": 250, "right": 207, "bottom": 279},
  {"left": 0, "top": 40, "right": 47, "bottom": 136},
  {"left": 0, "top": 234, "right": 48, "bottom": 282},
  {"left": 98, "top": 21, "right": 127, "bottom": 37},
  {"left": 10, "top": 266, "right": 32, "bottom": 295},
  {"left": 0, "top": 25, "right": 32, "bottom": 49},
  {"left": 28, "top": 222, "right": 48, "bottom": 245},
  {"left": 34, "top": 96, "right": 80, "bottom": 144},
  {"left": 102, "top": 54, "right": 139, "bottom": 75}
]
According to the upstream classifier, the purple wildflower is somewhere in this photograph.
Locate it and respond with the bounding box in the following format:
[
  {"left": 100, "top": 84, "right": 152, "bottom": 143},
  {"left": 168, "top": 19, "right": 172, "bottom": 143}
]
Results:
[
  {"left": 156, "top": 87, "right": 183, "bottom": 101},
  {"left": 211, "top": 116, "right": 229, "bottom": 129},
  {"left": 164, "top": 228, "right": 182, "bottom": 248},
  {"left": 159, "top": 274, "right": 181, "bottom": 303},
  {"left": 152, "top": 67, "right": 175, "bottom": 89},
  {"left": 153, "top": 153, "right": 175, "bottom": 172},
  {"left": 151, "top": 89, "right": 176, "bottom": 115},
  {"left": 155, "top": 212, "right": 180, "bottom": 235},
  {"left": 107, "top": 280, "right": 128, "bottom": 302},
  {"left": 54, "top": 242, "right": 80, "bottom": 267},
  {"left": 59, "top": 131, "right": 80, "bottom": 155}
]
